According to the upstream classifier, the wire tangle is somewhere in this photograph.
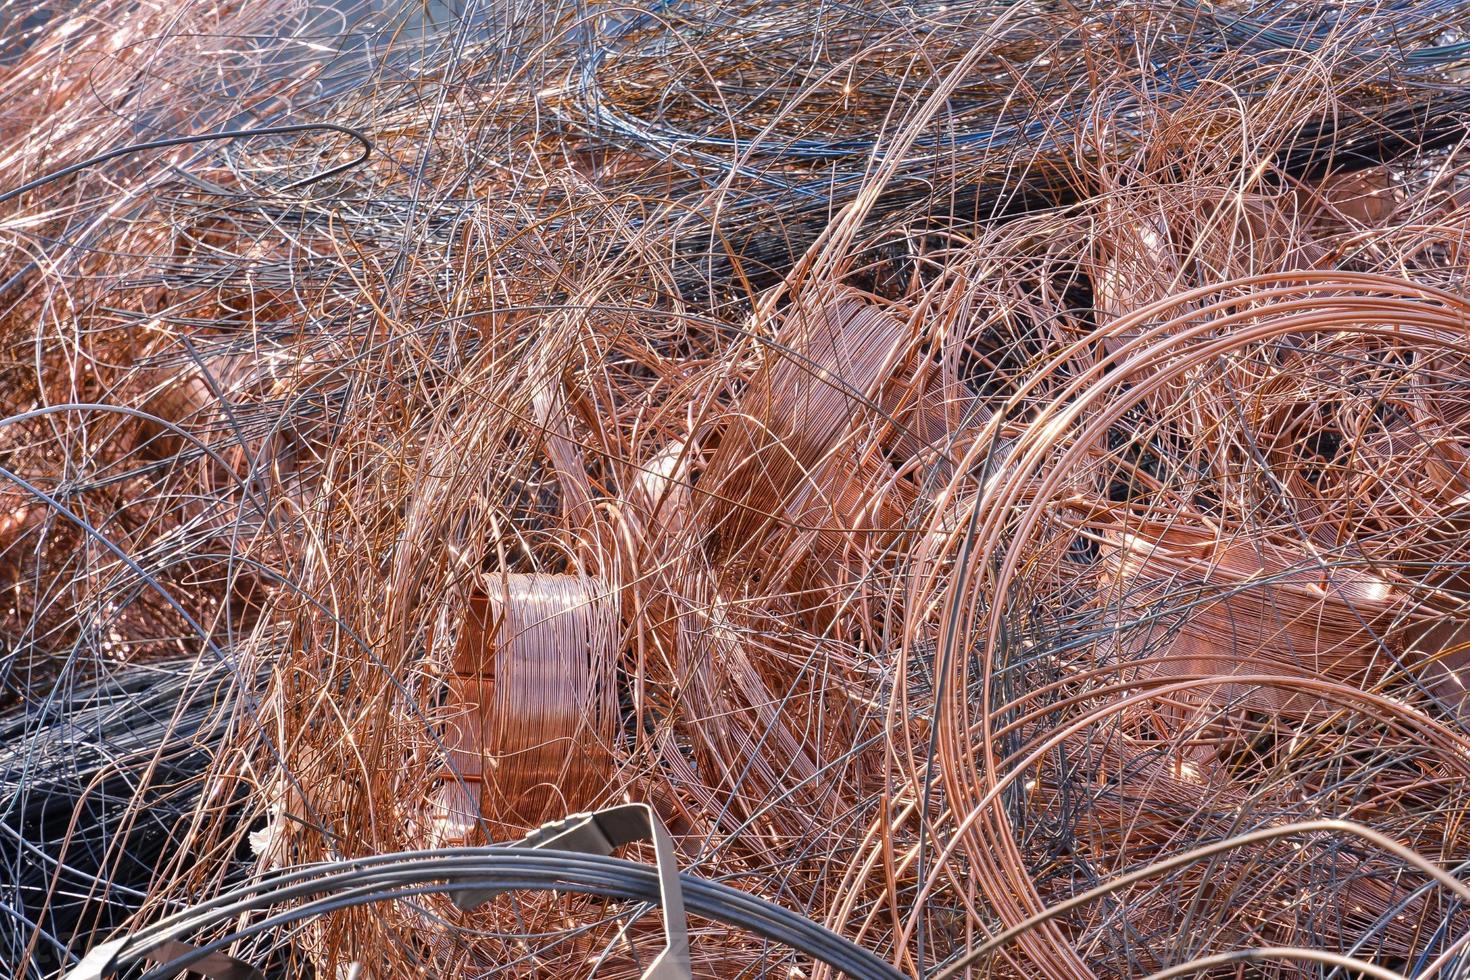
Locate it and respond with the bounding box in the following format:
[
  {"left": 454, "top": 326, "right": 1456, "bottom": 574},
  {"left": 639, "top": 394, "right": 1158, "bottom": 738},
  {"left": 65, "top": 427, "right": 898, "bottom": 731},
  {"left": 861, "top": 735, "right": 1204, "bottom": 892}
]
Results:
[{"left": 1, "top": 0, "right": 1470, "bottom": 977}]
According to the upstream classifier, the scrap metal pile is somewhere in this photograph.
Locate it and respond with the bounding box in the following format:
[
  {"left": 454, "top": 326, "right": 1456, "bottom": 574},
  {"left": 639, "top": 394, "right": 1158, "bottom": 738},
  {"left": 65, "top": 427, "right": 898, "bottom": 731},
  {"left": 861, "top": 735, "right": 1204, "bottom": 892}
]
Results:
[{"left": 2, "top": 0, "right": 1470, "bottom": 976}]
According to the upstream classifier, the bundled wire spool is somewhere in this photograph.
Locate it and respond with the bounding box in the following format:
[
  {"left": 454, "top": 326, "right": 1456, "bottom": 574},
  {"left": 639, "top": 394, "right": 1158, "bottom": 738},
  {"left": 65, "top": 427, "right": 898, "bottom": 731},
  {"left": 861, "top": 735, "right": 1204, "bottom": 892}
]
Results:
[
  {"left": 1098, "top": 519, "right": 1405, "bottom": 727},
  {"left": 703, "top": 291, "right": 909, "bottom": 557},
  {"left": 699, "top": 287, "right": 975, "bottom": 596},
  {"left": 0, "top": 660, "right": 244, "bottom": 978},
  {"left": 433, "top": 573, "right": 620, "bottom": 840},
  {"left": 60, "top": 816, "right": 910, "bottom": 980}
]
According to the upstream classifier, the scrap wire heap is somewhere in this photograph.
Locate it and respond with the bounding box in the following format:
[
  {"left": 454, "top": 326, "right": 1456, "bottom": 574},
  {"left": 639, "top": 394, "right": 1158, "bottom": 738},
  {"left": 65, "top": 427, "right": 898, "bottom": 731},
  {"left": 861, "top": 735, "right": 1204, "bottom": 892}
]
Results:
[{"left": 2, "top": 0, "right": 1470, "bottom": 976}]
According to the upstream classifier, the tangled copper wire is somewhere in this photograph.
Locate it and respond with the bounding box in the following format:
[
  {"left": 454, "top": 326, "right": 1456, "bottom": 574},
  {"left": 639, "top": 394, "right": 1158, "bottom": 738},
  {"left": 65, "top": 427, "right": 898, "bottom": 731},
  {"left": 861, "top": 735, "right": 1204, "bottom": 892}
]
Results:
[{"left": 3, "top": 0, "right": 1470, "bottom": 978}]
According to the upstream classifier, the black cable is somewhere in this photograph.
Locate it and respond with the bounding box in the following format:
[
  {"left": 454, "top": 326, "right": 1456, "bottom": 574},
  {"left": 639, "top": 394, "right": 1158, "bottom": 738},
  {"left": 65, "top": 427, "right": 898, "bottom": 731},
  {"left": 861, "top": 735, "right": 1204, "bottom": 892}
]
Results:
[
  {"left": 97, "top": 848, "right": 906, "bottom": 980},
  {"left": 0, "top": 123, "right": 373, "bottom": 207}
]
